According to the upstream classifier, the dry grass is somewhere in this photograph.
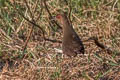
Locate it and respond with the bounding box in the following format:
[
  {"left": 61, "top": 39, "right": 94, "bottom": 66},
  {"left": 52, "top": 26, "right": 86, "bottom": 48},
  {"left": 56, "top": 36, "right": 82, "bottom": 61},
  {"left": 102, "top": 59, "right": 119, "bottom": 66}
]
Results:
[{"left": 0, "top": 0, "right": 120, "bottom": 80}]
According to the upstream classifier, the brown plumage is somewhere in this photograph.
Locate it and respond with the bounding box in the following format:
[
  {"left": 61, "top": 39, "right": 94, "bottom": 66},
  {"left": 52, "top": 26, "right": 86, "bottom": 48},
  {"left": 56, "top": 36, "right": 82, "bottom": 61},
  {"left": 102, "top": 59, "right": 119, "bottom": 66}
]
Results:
[{"left": 56, "top": 13, "right": 84, "bottom": 57}]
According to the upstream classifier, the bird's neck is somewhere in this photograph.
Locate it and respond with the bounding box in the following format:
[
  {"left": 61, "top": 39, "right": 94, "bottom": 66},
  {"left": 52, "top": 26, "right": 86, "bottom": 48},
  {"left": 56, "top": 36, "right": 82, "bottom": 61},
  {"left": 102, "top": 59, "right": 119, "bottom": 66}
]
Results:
[{"left": 62, "top": 19, "right": 75, "bottom": 37}]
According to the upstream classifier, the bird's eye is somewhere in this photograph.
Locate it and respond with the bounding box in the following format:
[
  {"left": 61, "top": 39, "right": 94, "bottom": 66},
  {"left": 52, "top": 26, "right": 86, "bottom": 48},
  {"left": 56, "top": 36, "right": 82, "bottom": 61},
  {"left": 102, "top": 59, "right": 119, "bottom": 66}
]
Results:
[{"left": 56, "top": 14, "right": 61, "bottom": 19}]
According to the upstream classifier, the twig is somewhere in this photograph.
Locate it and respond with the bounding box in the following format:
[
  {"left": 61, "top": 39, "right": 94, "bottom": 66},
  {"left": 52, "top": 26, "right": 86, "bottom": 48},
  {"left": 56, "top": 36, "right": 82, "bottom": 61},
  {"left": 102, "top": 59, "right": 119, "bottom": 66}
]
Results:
[
  {"left": 12, "top": 1, "right": 45, "bottom": 39},
  {"left": 24, "top": 0, "right": 34, "bottom": 19},
  {"left": 15, "top": 9, "right": 28, "bottom": 34},
  {"left": 17, "top": 11, "right": 45, "bottom": 34},
  {"left": 68, "top": 0, "right": 72, "bottom": 20},
  {"left": 43, "top": 0, "right": 62, "bottom": 29},
  {"left": 87, "top": 36, "right": 113, "bottom": 54},
  {"left": 33, "top": 0, "right": 40, "bottom": 14},
  {"left": 0, "top": 29, "right": 12, "bottom": 41},
  {"left": 22, "top": 0, "right": 36, "bottom": 52},
  {"left": 44, "top": 38, "right": 62, "bottom": 43},
  {"left": 36, "top": 0, "right": 44, "bottom": 21},
  {"left": 12, "top": 1, "right": 62, "bottom": 52}
]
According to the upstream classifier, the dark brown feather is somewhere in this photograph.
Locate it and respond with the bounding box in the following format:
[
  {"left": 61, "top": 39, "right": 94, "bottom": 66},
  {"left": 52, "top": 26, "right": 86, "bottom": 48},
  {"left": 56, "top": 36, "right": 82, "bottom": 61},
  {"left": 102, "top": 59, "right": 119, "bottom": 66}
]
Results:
[{"left": 56, "top": 13, "right": 84, "bottom": 57}]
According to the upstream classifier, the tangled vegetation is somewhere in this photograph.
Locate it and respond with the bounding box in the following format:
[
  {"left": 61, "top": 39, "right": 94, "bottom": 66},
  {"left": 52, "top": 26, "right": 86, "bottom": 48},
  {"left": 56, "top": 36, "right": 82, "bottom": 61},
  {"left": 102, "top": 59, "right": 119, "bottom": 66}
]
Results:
[{"left": 0, "top": 0, "right": 120, "bottom": 80}]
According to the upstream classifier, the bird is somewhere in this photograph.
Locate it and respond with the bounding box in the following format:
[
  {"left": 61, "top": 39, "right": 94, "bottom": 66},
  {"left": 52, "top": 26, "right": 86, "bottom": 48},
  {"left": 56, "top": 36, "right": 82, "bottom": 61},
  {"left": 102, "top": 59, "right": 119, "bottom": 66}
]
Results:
[{"left": 55, "top": 13, "right": 85, "bottom": 57}]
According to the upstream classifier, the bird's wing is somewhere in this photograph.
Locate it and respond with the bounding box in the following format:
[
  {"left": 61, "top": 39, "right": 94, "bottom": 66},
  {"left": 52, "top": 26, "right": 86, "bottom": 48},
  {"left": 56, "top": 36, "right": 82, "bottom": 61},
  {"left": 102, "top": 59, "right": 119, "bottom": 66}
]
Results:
[{"left": 71, "top": 34, "right": 84, "bottom": 54}]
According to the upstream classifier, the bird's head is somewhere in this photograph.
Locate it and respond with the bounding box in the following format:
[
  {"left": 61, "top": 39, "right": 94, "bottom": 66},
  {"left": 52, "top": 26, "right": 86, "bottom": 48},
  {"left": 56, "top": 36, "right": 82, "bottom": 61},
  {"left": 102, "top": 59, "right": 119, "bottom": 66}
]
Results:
[
  {"left": 55, "top": 13, "right": 69, "bottom": 27},
  {"left": 55, "top": 14, "right": 65, "bottom": 26}
]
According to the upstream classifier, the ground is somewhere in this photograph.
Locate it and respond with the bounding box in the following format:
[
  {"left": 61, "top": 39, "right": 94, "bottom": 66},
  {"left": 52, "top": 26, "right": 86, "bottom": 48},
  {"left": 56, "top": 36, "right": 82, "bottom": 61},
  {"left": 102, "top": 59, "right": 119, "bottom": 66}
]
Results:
[{"left": 0, "top": 0, "right": 120, "bottom": 80}]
